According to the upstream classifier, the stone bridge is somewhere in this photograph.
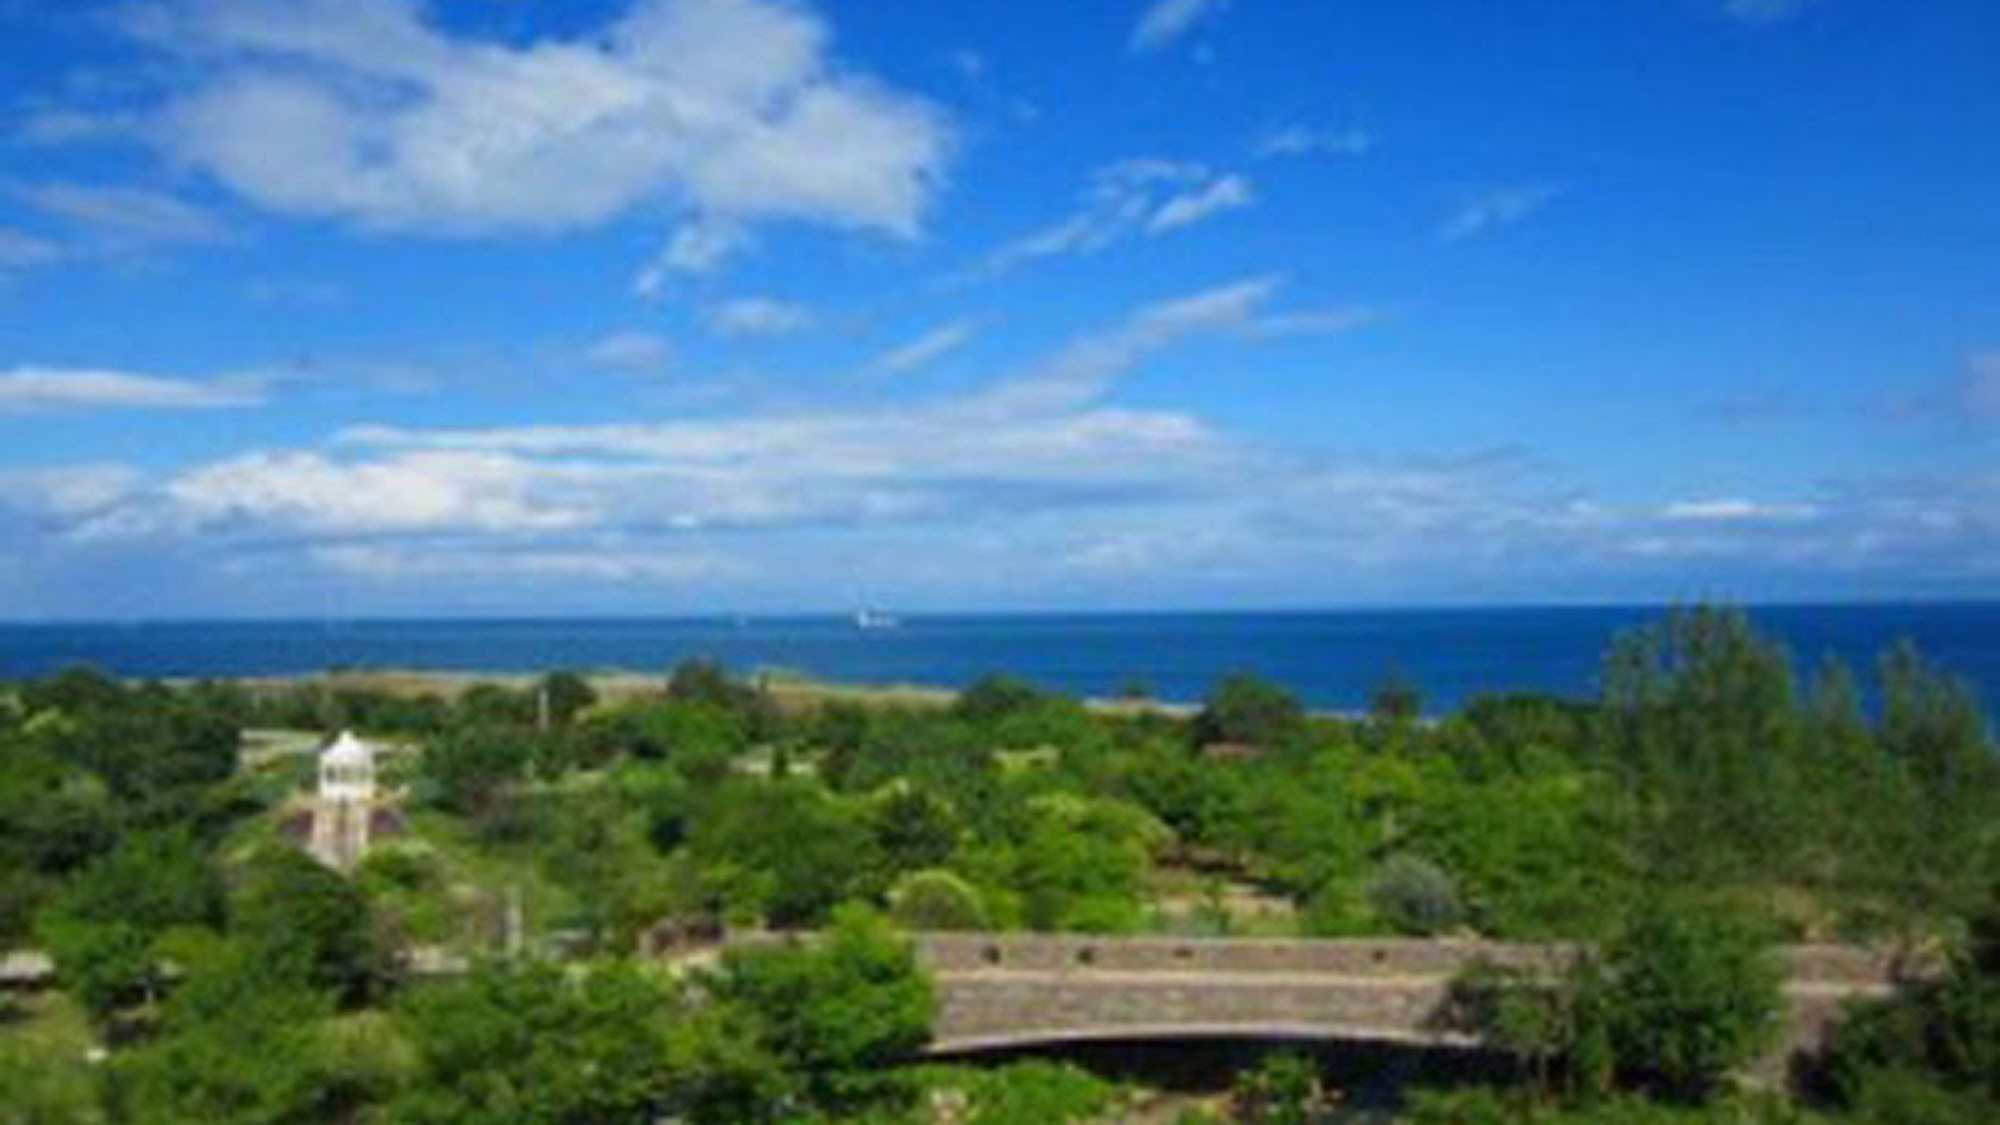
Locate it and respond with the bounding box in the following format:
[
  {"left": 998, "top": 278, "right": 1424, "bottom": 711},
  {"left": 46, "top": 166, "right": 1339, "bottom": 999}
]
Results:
[
  {"left": 4, "top": 931, "right": 1905, "bottom": 1076},
  {"left": 899, "top": 934, "right": 1901, "bottom": 1070}
]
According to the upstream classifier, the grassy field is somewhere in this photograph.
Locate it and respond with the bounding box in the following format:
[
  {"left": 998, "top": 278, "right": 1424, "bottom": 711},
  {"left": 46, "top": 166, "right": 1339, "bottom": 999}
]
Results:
[{"left": 0, "top": 990, "right": 104, "bottom": 1125}]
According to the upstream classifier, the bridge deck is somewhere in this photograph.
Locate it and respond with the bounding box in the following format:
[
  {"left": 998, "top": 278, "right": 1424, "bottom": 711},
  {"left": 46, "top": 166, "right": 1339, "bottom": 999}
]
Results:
[{"left": 909, "top": 934, "right": 1904, "bottom": 1065}]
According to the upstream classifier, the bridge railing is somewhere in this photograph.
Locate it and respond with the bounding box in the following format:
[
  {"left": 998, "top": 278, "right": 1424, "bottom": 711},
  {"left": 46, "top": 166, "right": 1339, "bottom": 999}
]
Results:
[{"left": 910, "top": 933, "right": 1906, "bottom": 987}]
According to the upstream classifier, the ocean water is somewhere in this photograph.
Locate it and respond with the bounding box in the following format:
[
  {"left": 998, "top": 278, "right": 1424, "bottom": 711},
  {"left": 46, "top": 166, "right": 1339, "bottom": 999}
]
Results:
[{"left": 3, "top": 604, "right": 1996, "bottom": 715}]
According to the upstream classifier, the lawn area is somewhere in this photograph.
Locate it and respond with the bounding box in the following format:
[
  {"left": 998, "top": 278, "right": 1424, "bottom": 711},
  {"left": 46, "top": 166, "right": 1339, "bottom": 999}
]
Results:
[
  {"left": 0, "top": 990, "right": 105, "bottom": 1125},
  {"left": 364, "top": 809, "right": 584, "bottom": 953}
]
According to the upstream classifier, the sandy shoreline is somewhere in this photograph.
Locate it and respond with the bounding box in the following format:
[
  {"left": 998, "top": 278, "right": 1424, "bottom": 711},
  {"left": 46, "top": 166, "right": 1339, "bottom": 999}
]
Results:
[{"left": 157, "top": 666, "right": 1208, "bottom": 718}]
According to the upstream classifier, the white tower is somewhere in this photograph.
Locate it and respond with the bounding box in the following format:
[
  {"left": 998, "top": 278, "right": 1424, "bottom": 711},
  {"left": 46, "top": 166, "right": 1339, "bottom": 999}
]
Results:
[
  {"left": 318, "top": 730, "right": 377, "bottom": 802},
  {"left": 309, "top": 731, "right": 377, "bottom": 870}
]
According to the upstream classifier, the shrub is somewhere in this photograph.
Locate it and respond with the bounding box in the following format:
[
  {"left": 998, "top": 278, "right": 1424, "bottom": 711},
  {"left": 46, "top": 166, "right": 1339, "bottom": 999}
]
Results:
[
  {"left": 1231, "top": 1051, "right": 1322, "bottom": 1125},
  {"left": 888, "top": 870, "right": 989, "bottom": 932},
  {"left": 952, "top": 676, "right": 1048, "bottom": 724},
  {"left": 915, "top": 1060, "right": 1120, "bottom": 1125},
  {"left": 1367, "top": 854, "right": 1465, "bottom": 936}
]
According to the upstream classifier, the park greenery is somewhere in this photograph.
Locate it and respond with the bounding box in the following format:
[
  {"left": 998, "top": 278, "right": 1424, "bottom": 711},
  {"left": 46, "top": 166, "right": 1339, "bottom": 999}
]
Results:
[{"left": 0, "top": 606, "right": 1994, "bottom": 1122}]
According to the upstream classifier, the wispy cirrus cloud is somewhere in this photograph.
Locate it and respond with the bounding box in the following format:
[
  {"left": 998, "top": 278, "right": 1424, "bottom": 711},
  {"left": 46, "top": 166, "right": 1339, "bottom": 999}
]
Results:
[
  {"left": 584, "top": 330, "right": 674, "bottom": 376},
  {"left": 1131, "top": 0, "right": 1234, "bottom": 53},
  {"left": 979, "top": 159, "right": 1255, "bottom": 276},
  {"left": 1149, "top": 174, "right": 1253, "bottom": 234},
  {"left": 874, "top": 320, "right": 975, "bottom": 376},
  {"left": 0, "top": 366, "right": 263, "bottom": 412},
  {"left": 49, "top": 279, "right": 1319, "bottom": 558},
  {"left": 91, "top": 0, "right": 950, "bottom": 283},
  {"left": 1254, "top": 124, "right": 1376, "bottom": 161},
  {"left": 18, "top": 182, "right": 232, "bottom": 250},
  {"left": 1660, "top": 497, "right": 1821, "bottom": 523},
  {"left": 705, "top": 296, "right": 816, "bottom": 338},
  {"left": 21, "top": 276, "right": 1981, "bottom": 608},
  {"left": 1439, "top": 182, "right": 1564, "bottom": 242}
]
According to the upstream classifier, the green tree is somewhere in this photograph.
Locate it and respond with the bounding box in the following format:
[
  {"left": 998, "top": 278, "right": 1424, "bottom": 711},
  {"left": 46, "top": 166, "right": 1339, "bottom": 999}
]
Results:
[
  {"left": 19, "top": 665, "right": 125, "bottom": 715},
  {"left": 865, "top": 784, "right": 961, "bottom": 875},
  {"left": 973, "top": 793, "right": 1161, "bottom": 932},
  {"left": 231, "top": 845, "right": 386, "bottom": 1002},
  {"left": 1817, "top": 882, "right": 2000, "bottom": 1118},
  {"left": 110, "top": 943, "right": 340, "bottom": 1125},
  {"left": 455, "top": 683, "right": 535, "bottom": 727},
  {"left": 688, "top": 779, "right": 880, "bottom": 927},
  {"left": 1408, "top": 767, "right": 1633, "bottom": 939},
  {"left": 38, "top": 829, "right": 222, "bottom": 1020},
  {"left": 1601, "top": 899, "right": 1782, "bottom": 1102},
  {"left": 588, "top": 701, "right": 748, "bottom": 771},
  {"left": 1193, "top": 674, "right": 1306, "bottom": 749},
  {"left": 538, "top": 789, "right": 672, "bottom": 950},
  {"left": 952, "top": 675, "right": 1047, "bottom": 724},
  {"left": 1876, "top": 642, "right": 1995, "bottom": 918},
  {"left": 0, "top": 730, "right": 114, "bottom": 924},
  {"left": 709, "top": 905, "right": 933, "bottom": 1115},
  {"left": 421, "top": 724, "right": 533, "bottom": 820},
  {"left": 534, "top": 671, "right": 597, "bottom": 727},
  {"left": 389, "top": 959, "right": 688, "bottom": 1124},
  {"left": 1599, "top": 606, "right": 1807, "bottom": 884}
]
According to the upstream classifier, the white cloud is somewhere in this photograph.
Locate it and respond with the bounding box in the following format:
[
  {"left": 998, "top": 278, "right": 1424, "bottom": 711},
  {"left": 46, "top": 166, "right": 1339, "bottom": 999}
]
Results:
[
  {"left": 0, "top": 465, "right": 142, "bottom": 522},
  {"left": 161, "top": 450, "right": 594, "bottom": 537},
  {"left": 1660, "top": 498, "right": 1821, "bottom": 523},
  {"left": 1254, "top": 125, "right": 1376, "bottom": 161},
  {"left": 1242, "top": 305, "right": 1384, "bottom": 340},
  {"left": 20, "top": 280, "right": 1436, "bottom": 600},
  {"left": 311, "top": 541, "right": 741, "bottom": 583},
  {"left": 875, "top": 320, "right": 974, "bottom": 375},
  {"left": 67, "top": 280, "right": 1287, "bottom": 557},
  {"left": 112, "top": 0, "right": 950, "bottom": 264},
  {"left": 981, "top": 159, "right": 1255, "bottom": 276},
  {"left": 992, "top": 276, "right": 1281, "bottom": 409},
  {"left": 705, "top": 296, "right": 815, "bottom": 337},
  {"left": 1148, "top": 174, "right": 1253, "bottom": 233},
  {"left": 1440, "top": 183, "right": 1564, "bottom": 242},
  {"left": 0, "top": 366, "right": 262, "bottom": 411},
  {"left": 1131, "top": 0, "right": 1234, "bottom": 53},
  {"left": 634, "top": 221, "right": 752, "bottom": 296},
  {"left": 585, "top": 330, "right": 673, "bottom": 374},
  {"left": 19, "top": 182, "right": 230, "bottom": 248}
]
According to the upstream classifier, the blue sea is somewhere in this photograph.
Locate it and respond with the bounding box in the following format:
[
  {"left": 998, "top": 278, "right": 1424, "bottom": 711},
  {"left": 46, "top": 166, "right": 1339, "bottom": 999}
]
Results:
[{"left": 1, "top": 604, "right": 1996, "bottom": 715}]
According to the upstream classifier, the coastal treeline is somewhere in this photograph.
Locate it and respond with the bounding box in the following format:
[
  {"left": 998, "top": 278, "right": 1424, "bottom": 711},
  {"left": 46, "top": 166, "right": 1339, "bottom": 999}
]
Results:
[{"left": 0, "top": 606, "right": 1995, "bottom": 1123}]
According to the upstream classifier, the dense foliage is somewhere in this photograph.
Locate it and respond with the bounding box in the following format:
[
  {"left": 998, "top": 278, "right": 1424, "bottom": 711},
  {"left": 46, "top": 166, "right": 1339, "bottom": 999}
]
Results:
[{"left": 0, "top": 607, "right": 1993, "bottom": 1122}]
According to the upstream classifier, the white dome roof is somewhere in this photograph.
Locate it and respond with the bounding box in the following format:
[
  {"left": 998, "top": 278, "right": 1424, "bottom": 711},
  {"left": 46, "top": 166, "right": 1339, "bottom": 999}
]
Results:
[{"left": 322, "top": 731, "right": 374, "bottom": 766}]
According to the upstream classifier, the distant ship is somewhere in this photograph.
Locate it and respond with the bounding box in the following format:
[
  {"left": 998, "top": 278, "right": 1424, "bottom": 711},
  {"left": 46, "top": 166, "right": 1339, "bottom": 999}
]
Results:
[{"left": 853, "top": 608, "right": 901, "bottom": 630}]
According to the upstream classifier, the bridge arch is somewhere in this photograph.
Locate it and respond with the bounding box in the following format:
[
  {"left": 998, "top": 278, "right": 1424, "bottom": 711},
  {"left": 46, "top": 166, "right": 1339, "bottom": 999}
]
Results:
[{"left": 928, "top": 1022, "right": 1481, "bottom": 1057}]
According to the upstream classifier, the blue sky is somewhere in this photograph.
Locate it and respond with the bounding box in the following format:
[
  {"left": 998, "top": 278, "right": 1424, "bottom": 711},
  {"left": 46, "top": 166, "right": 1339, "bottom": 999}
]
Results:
[{"left": 0, "top": 0, "right": 1995, "bottom": 618}]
